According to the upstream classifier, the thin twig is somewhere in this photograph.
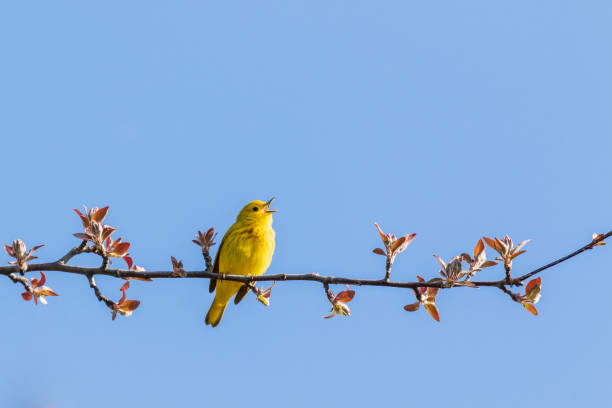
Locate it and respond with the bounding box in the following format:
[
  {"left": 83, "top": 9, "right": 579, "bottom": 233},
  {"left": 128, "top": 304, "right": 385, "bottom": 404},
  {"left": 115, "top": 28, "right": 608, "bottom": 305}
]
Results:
[
  {"left": 513, "top": 230, "right": 612, "bottom": 283},
  {"left": 83, "top": 247, "right": 114, "bottom": 309},
  {"left": 7, "top": 272, "right": 34, "bottom": 294},
  {"left": 202, "top": 247, "right": 213, "bottom": 271},
  {"left": 86, "top": 273, "right": 114, "bottom": 309},
  {"left": 384, "top": 255, "right": 393, "bottom": 282},
  {"left": 323, "top": 282, "right": 335, "bottom": 303},
  {"left": 504, "top": 264, "right": 512, "bottom": 283},
  {"left": 497, "top": 284, "right": 521, "bottom": 302},
  {"left": 57, "top": 240, "right": 88, "bottom": 264}
]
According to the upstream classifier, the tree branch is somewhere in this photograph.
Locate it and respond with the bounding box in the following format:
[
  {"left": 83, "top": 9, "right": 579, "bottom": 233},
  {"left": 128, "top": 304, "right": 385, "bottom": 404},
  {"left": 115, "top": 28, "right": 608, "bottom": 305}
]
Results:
[
  {"left": 1, "top": 231, "right": 609, "bottom": 292},
  {"left": 5, "top": 204, "right": 608, "bottom": 323}
]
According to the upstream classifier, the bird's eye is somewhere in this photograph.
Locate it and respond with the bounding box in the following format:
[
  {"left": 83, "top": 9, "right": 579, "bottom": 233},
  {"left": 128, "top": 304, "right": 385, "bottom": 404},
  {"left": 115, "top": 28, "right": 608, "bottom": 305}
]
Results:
[{"left": 253, "top": 207, "right": 259, "bottom": 211}]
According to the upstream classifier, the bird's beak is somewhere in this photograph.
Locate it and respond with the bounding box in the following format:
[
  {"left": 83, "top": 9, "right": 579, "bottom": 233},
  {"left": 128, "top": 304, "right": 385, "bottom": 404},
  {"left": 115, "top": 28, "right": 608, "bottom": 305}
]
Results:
[{"left": 264, "top": 197, "right": 277, "bottom": 213}]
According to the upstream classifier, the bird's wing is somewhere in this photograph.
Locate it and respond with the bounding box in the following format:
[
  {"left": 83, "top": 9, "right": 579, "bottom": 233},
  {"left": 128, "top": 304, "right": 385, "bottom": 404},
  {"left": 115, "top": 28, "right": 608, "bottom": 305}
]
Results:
[
  {"left": 233, "top": 285, "right": 250, "bottom": 304},
  {"left": 209, "top": 237, "right": 225, "bottom": 293}
]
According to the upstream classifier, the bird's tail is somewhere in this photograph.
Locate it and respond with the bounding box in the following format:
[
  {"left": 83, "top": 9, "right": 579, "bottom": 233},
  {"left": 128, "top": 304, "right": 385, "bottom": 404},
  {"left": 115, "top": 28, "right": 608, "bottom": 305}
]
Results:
[
  {"left": 205, "top": 281, "right": 241, "bottom": 327},
  {"left": 205, "top": 298, "right": 228, "bottom": 327}
]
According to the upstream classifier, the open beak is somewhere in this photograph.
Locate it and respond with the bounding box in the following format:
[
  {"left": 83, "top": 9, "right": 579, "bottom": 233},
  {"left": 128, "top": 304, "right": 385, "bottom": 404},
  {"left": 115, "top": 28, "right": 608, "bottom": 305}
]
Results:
[{"left": 264, "top": 197, "right": 277, "bottom": 213}]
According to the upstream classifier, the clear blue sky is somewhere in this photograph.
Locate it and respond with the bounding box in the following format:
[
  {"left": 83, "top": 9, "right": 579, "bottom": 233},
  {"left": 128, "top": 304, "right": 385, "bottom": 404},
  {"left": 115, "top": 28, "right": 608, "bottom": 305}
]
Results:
[{"left": 1, "top": 1, "right": 610, "bottom": 407}]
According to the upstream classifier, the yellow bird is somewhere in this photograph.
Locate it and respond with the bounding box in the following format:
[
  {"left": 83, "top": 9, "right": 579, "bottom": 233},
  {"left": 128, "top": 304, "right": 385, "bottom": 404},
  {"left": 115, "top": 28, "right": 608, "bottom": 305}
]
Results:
[{"left": 205, "top": 198, "right": 276, "bottom": 327}]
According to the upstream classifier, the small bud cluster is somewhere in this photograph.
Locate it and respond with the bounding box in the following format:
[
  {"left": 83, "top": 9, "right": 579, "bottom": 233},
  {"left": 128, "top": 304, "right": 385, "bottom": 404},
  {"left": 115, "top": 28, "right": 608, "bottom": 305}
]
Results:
[
  {"left": 323, "top": 285, "right": 355, "bottom": 319},
  {"left": 252, "top": 281, "right": 275, "bottom": 306},
  {"left": 112, "top": 280, "right": 140, "bottom": 320},
  {"left": 404, "top": 276, "right": 440, "bottom": 322},
  {"left": 4, "top": 239, "right": 44, "bottom": 272},
  {"left": 372, "top": 222, "right": 416, "bottom": 260},
  {"left": 483, "top": 235, "right": 530, "bottom": 277},
  {"left": 193, "top": 228, "right": 217, "bottom": 252},
  {"left": 20, "top": 272, "right": 59, "bottom": 305}
]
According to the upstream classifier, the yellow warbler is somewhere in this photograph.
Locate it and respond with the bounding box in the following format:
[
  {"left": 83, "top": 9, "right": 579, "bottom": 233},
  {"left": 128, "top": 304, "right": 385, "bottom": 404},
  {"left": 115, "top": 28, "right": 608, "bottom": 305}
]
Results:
[{"left": 205, "top": 198, "right": 276, "bottom": 327}]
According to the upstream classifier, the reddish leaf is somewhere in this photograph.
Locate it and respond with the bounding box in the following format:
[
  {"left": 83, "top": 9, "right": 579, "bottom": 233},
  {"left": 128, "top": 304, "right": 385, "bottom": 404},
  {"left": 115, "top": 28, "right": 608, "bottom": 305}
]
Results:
[
  {"left": 102, "top": 226, "right": 116, "bottom": 241},
  {"left": 30, "top": 244, "right": 45, "bottom": 253},
  {"left": 374, "top": 223, "right": 387, "bottom": 244},
  {"left": 483, "top": 236, "right": 498, "bottom": 251},
  {"left": 525, "top": 278, "right": 540, "bottom": 293},
  {"left": 525, "top": 277, "right": 541, "bottom": 294},
  {"left": 120, "top": 281, "right": 130, "bottom": 292},
  {"left": 433, "top": 254, "right": 447, "bottom": 270},
  {"left": 205, "top": 228, "right": 215, "bottom": 240},
  {"left": 481, "top": 260, "right": 498, "bottom": 268},
  {"left": 461, "top": 253, "right": 473, "bottom": 263},
  {"left": 4, "top": 244, "right": 15, "bottom": 257},
  {"left": 21, "top": 292, "right": 33, "bottom": 301},
  {"left": 426, "top": 287, "right": 440, "bottom": 298},
  {"left": 474, "top": 239, "right": 485, "bottom": 258},
  {"left": 372, "top": 248, "right": 386, "bottom": 256},
  {"left": 392, "top": 233, "right": 416, "bottom": 254},
  {"left": 38, "top": 288, "right": 59, "bottom": 297},
  {"left": 117, "top": 289, "right": 126, "bottom": 304},
  {"left": 494, "top": 237, "right": 504, "bottom": 250},
  {"left": 110, "top": 242, "right": 130, "bottom": 257},
  {"left": 93, "top": 206, "right": 109, "bottom": 223},
  {"left": 511, "top": 250, "right": 526, "bottom": 259},
  {"left": 119, "top": 300, "right": 140, "bottom": 311},
  {"left": 38, "top": 272, "right": 46, "bottom": 287},
  {"left": 403, "top": 302, "right": 420, "bottom": 312},
  {"left": 391, "top": 236, "right": 407, "bottom": 253},
  {"left": 423, "top": 303, "right": 440, "bottom": 322},
  {"left": 73, "top": 233, "right": 91, "bottom": 240},
  {"left": 334, "top": 290, "right": 355, "bottom": 303},
  {"left": 523, "top": 303, "right": 538, "bottom": 316},
  {"left": 74, "top": 209, "right": 88, "bottom": 228},
  {"left": 123, "top": 256, "right": 133, "bottom": 270}
]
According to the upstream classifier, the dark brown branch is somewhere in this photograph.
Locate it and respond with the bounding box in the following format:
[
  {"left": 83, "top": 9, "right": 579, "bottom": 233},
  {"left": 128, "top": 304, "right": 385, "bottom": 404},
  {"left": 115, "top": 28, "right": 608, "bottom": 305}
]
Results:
[{"left": 1, "top": 231, "right": 610, "bottom": 293}]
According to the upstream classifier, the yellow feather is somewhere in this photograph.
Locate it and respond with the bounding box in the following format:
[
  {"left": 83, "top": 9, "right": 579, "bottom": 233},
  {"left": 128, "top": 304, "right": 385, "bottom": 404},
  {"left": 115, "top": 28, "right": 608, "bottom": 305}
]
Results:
[{"left": 205, "top": 199, "right": 276, "bottom": 327}]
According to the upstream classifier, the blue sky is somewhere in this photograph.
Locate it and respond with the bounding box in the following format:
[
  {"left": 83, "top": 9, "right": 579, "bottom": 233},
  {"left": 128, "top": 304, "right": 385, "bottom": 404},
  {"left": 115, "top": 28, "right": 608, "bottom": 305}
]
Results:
[{"left": 1, "top": 1, "right": 610, "bottom": 407}]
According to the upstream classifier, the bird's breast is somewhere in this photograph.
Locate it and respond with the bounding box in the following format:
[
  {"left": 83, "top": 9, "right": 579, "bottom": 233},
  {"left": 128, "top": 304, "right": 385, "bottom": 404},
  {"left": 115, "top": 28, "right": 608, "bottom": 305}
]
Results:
[{"left": 219, "top": 225, "right": 275, "bottom": 276}]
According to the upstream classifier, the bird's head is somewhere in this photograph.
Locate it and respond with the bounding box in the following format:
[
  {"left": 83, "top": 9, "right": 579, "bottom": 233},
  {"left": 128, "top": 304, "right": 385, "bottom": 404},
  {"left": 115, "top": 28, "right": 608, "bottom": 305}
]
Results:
[{"left": 236, "top": 198, "right": 277, "bottom": 225}]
